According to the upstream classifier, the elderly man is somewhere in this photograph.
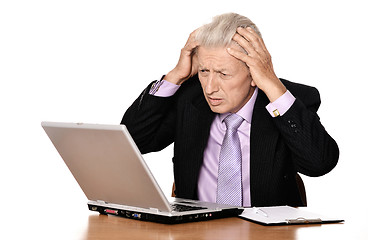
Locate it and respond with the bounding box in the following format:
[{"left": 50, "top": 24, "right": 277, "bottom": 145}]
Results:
[{"left": 121, "top": 13, "right": 339, "bottom": 207}]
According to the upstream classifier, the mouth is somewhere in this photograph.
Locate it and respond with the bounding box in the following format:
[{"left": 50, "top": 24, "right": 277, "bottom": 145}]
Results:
[{"left": 207, "top": 96, "right": 223, "bottom": 106}]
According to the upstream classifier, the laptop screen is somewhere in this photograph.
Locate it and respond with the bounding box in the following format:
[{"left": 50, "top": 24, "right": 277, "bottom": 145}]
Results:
[{"left": 42, "top": 122, "right": 172, "bottom": 212}]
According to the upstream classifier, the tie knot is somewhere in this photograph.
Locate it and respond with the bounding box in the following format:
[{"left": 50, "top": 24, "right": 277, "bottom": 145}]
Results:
[{"left": 224, "top": 113, "right": 244, "bottom": 130}]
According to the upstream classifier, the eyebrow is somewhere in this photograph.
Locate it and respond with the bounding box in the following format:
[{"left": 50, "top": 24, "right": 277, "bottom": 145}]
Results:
[
  {"left": 198, "top": 65, "right": 230, "bottom": 73},
  {"left": 198, "top": 64, "right": 206, "bottom": 69}
]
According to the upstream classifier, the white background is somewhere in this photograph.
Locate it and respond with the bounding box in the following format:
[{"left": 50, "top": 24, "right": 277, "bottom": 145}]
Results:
[{"left": 1, "top": 0, "right": 367, "bottom": 239}]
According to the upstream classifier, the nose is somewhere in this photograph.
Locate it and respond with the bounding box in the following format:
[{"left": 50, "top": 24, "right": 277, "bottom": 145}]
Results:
[{"left": 205, "top": 74, "right": 219, "bottom": 94}]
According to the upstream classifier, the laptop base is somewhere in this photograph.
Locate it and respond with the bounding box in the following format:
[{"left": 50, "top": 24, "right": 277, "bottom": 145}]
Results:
[{"left": 88, "top": 203, "right": 243, "bottom": 224}]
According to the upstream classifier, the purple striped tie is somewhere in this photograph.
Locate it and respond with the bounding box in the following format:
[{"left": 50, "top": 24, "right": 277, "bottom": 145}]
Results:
[{"left": 216, "top": 113, "right": 244, "bottom": 206}]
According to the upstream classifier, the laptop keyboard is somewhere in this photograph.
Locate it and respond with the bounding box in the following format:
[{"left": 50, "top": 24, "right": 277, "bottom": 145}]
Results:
[{"left": 171, "top": 203, "right": 207, "bottom": 212}]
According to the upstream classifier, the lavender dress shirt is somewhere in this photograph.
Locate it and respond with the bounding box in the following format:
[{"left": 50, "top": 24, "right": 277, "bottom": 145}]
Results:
[{"left": 150, "top": 79, "right": 295, "bottom": 206}]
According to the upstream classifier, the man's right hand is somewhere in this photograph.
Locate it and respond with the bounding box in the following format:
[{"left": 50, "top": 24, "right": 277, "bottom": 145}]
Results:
[{"left": 164, "top": 30, "right": 199, "bottom": 85}]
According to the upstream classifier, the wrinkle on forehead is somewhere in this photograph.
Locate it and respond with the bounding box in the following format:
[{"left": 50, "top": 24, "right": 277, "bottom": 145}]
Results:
[{"left": 197, "top": 46, "right": 247, "bottom": 72}]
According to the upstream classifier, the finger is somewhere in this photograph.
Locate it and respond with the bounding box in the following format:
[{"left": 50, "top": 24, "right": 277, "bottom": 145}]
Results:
[
  {"left": 184, "top": 30, "right": 199, "bottom": 49},
  {"left": 183, "top": 38, "right": 199, "bottom": 57},
  {"left": 238, "top": 27, "right": 264, "bottom": 48},
  {"left": 246, "top": 27, "right": 267, "bottom": 49},
  {"left": 232, "top": 32, "right": 257, "bottom": 56},
  {"left": 191, "top": 53, "right": 199, "bottom": 76},
  {"left": 245, "top": 27, "right": 271, "bottom": 57},
  {"left": 234, "top": 29, "right": 271, "bottom": 63},
  {"left": 236, "top": 27, "right": 267, "bottom": 53},
  {"left": 226, "top": 47, "right": 253, "bottom": 66}
]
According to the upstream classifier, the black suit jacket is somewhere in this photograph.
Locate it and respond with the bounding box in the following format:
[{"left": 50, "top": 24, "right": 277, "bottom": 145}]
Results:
[{"left": 121, "top": 76, "right": 339, "bottom": 207}]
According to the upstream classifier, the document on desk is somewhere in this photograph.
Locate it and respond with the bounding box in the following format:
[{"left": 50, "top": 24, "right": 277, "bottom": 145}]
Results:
[{"left": 239, "top": 206, "right": 344, "bottom": 226}]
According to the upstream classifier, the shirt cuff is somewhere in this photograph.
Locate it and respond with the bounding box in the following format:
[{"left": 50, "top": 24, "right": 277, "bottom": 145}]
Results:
[
  {"left": 265, "top": 90, "right": 296, "bottom": 117},
  {"left": 149, "top": 77, "right": 181, "bottom": 97}
]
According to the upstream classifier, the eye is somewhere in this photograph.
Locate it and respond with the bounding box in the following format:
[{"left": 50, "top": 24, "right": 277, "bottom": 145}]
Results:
[
  {"left": 199, "top": 69, "right": 209, "bottom": 76},
  {"left": 219, "top": 72, "right": 231, "bottom": 79}
]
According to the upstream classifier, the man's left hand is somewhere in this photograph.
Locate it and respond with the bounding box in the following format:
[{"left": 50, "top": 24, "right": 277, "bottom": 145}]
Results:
[{"left": 227, "top": 27, "right": 286, "bottom": 102}]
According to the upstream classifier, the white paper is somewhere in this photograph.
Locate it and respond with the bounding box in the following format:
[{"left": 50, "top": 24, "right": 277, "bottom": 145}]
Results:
[{"left": 239, "top": 206, "right": 342, "bottom": 225}]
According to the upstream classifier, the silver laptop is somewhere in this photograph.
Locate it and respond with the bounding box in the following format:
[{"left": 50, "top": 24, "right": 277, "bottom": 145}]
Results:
[{"left": 41, "top": 121, "right": 243, "bottom": 224}]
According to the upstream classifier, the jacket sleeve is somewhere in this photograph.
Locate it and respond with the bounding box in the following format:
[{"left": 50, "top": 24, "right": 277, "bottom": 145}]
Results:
[
  {"left": 274, "top": 82, "right": 339, "bottom": 177},
  {"left": 121, "top": 81, "right": 177, "bottom": 154}
]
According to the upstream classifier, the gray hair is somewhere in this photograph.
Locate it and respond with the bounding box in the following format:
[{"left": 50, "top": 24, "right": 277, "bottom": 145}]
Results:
[{"left": 195, "top": 13, "right": 262, "bottom": 48}]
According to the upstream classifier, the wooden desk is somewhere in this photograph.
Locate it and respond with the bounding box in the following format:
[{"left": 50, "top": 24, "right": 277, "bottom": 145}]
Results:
[
  {"left": 12, "top": 203, "right": 365, "bottom": 240},
  {"left": 81, "top": 211, "right": 363, "bottom": 240}
]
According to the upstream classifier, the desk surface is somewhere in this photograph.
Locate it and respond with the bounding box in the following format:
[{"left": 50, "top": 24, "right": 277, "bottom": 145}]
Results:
[
  {"left": 85, "top": 214, "right": 339, "bottom": 240},
  {"left": 78, "top": 208, "right": 365, "bottom": 240},
  {"left": 5, "top": 204, "right": 367, "bottom": 240}
]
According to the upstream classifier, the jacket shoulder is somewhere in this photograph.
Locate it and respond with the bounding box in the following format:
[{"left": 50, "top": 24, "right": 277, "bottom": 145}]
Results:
[
  {"left": 280, "top": 78, "right": 321, "bottom": 110},
  {"left": 281, "top": 78, "right": 318, "bottom": 95}
]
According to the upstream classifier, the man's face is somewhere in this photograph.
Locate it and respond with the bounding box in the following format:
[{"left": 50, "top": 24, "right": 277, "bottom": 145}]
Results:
[{"left": 197, "top": 46, "right": 255, "bottom": 114}]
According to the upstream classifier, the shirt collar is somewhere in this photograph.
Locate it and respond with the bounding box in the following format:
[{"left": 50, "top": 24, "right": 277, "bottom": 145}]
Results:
[{"left": 220, "top": 87, "right": 258, "bottom": 124}]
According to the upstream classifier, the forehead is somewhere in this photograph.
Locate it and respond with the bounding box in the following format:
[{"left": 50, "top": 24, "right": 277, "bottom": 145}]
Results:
[{"left": 197, "top": 45, "right": 244, "bottom": 69}]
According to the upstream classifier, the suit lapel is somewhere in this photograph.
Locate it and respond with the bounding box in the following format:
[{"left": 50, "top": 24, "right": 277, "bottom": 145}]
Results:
[
  {"left": 176, "top": 82, "right": 215, "bottom": 198},
  {"left": 177, "top": 91, "right": 214, "bottom": 199},
  {"left": 250, "top": 90, "right": 280, "bottom": 204},
  {"left": 189, "top": 91, "right": 215, "bottom": 153}
]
